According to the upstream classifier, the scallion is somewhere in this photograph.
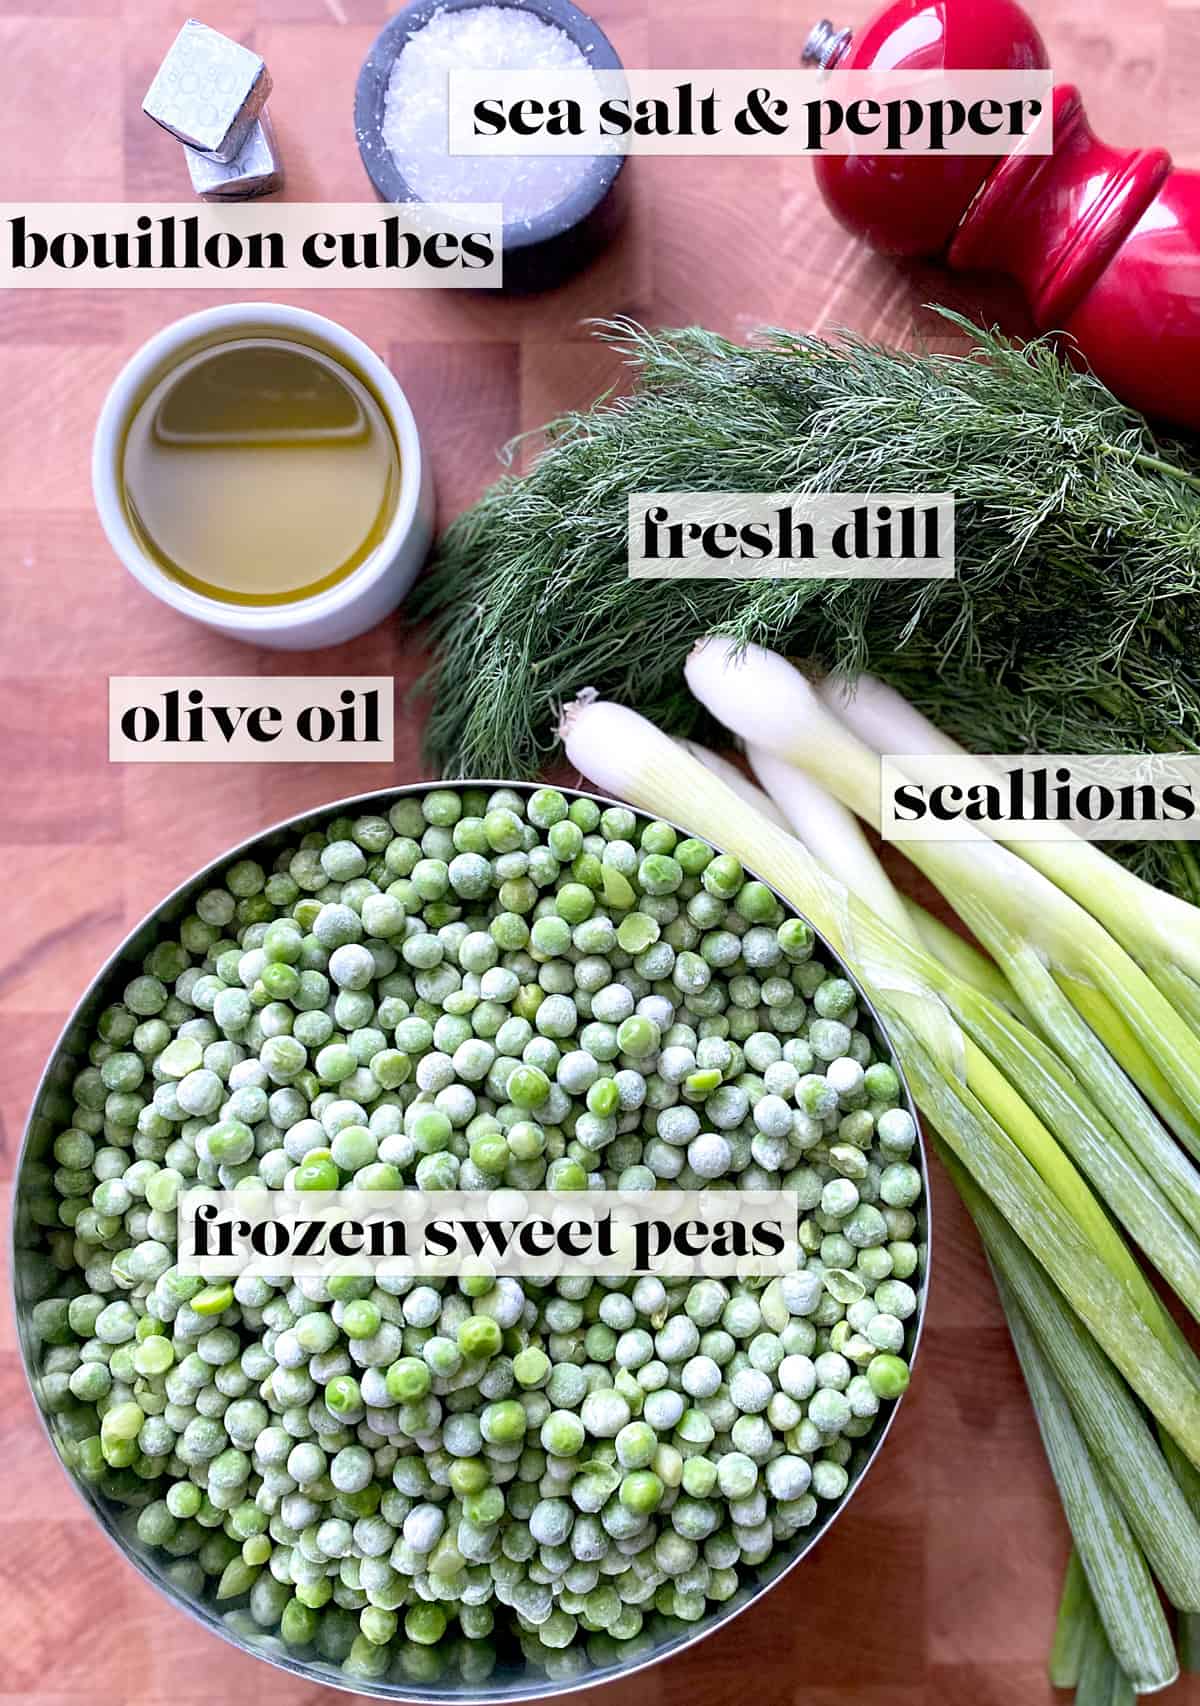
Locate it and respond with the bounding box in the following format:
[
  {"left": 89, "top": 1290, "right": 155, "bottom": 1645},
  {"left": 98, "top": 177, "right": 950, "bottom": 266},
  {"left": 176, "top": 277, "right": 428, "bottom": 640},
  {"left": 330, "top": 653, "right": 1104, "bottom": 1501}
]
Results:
[{"left": 985, "top": 1254, "right": 1177, "bottom": 1691}]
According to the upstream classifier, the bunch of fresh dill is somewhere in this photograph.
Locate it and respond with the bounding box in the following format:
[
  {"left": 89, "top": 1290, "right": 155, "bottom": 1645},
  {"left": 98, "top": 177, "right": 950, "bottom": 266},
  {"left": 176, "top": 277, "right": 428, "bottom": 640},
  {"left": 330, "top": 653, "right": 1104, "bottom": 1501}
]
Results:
[{"left": 412, "top": 312, "right": 1200, "bottom": 894}]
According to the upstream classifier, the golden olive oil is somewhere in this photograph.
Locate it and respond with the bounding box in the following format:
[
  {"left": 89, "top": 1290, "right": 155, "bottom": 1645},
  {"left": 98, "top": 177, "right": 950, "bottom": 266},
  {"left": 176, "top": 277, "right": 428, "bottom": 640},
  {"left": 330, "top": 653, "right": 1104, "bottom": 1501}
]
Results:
[{"left": 121, "top": 336, "right": 401, "bottom": 606}]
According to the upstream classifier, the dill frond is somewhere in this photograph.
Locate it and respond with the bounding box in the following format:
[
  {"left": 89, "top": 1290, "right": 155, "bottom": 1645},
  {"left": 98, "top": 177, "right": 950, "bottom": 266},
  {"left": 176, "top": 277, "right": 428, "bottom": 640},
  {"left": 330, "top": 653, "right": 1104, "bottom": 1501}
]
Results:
[{"left": 411, "top": 311, "right": 1200, "bottom": 892}]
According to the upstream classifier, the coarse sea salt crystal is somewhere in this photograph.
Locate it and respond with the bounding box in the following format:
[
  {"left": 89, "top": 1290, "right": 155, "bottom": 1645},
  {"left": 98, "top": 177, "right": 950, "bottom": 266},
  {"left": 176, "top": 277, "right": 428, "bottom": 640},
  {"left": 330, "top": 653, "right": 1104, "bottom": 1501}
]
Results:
[{"left": 382, "top": 6, "right": 608, "bottom": 229}]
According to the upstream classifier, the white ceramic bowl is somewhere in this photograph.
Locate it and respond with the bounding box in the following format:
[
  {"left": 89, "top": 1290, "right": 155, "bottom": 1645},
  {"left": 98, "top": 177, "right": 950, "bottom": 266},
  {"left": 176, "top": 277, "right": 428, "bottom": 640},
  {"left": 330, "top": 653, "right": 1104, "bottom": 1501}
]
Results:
[{"left": 92, "top": 303, "right": 435, "bottom": 650}]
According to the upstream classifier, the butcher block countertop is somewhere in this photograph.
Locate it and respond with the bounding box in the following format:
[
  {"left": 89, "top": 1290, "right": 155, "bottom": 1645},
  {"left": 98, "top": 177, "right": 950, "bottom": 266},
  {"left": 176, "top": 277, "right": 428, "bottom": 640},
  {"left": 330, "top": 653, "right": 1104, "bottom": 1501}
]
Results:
[{"left": 3, "top": 0, "right": 1200, "bottom": 1701}]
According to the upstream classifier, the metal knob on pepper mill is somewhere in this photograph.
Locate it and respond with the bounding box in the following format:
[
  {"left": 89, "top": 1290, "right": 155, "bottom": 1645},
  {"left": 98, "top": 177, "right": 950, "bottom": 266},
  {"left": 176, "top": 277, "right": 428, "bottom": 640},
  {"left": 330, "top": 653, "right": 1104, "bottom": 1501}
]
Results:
[{"left": 803, "top": 0, "right": 1200, "bottom": 432}]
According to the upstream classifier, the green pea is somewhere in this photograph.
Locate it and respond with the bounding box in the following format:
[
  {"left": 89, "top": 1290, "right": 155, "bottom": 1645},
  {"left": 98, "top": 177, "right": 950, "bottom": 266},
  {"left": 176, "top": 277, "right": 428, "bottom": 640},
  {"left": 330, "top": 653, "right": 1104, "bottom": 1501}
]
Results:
[
  {"left": 867, "top": 1353, "right": 910, "bottom": 1400},
  {"left": 512, "top": 1346, "right": 551, "bottom": 1388},
  {"left": 481, "top": 1400, "right": 527, "bottom": 1444},
  {"left": 191, "top": 1284, "right": 233, "bottom": 1318},
  {"left": 458, "top": 1316, "right": 502, "bottom": 1360},
  {"left": 617, "top": 1016, "right": 659, "bottom": 1059},
  {"left": 386, "top": 1358, "right": 431, "bottom": 1402},
  {"left": 507, "top": 1064, "right": 551, "bottom": 1109},
  {"left": 295, "top": 1155, "right": 339, "bottom": 1192},
  {"left": 133, "top": 1336, "right": 175, "bottom": 1377},
  {"left": 342, "top": 1300, "right": 381, "bottom": 1340},
  {"left": 619, "top": 1470, "right": 664, "bottom": 1513},
  {"left": 449, "top": 1456, "right": 490, "bottom": 1497},
  {"left": 406, "top": 1604, "right": 447, "bottom": 1646},
  {"left": 586, "top": 1077, "right": 620, "bottom": 1119},
  {"left": 325, "top": 1375, "right": 362, "bottom": 1416}
]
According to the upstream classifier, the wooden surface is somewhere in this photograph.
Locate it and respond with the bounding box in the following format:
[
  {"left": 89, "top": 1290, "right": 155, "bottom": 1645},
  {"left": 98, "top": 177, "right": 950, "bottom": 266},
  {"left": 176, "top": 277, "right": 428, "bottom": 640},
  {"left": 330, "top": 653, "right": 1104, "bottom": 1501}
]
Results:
[{"left": 3, "top": 0, "right": 1200, "bottom": 1701}]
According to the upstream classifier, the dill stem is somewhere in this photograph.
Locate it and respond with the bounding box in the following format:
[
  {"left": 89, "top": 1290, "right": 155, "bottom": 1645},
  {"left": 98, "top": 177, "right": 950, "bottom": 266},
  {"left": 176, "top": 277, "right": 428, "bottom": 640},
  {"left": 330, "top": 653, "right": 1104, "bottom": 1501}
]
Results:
[
  {"left": 1178, "top": 843, "right": 1200, "bottom": 908},
  {"left": 1127, "top": 448, "right": 1200, "bottom": 494}
]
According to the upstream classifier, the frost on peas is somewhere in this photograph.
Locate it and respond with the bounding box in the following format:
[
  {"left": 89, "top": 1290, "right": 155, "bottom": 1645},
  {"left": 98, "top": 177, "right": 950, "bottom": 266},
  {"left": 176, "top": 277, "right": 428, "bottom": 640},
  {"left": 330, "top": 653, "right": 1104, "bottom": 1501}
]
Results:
[
  {"left": 26, "top": 786, "right": 920, "bottom": 1678},
  {"left": 685, "top": 1133, "right": 731, "bottom": 1181},
  {"left": 877, "top": 1107, "right": 917, "bottom": 1156},
  {"left": 176, "top": 1069, "right": 223, "bottom": 1117},
  {"left": 821, "top": 1178, "right": 860, "bottom": 1220},
  {"left": 809, "top": 1019, "right": 853, "bottom": 1063},
  {"left": 751, "top": 1094, "right": 793, "bottom": 1139},
  {"left": 880, "top": 1161, "right": 922, "bottom": 1207},
  {"left": 656, "top": 1106, "right": 699, "bottom": 1146}
]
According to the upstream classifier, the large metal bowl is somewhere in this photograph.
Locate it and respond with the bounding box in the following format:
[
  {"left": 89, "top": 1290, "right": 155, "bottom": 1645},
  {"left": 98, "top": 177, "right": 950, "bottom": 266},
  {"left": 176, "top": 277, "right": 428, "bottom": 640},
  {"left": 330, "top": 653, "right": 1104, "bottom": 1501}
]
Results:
[{"left": 12, "top": 780, "right": 929, "bottom": 1701}]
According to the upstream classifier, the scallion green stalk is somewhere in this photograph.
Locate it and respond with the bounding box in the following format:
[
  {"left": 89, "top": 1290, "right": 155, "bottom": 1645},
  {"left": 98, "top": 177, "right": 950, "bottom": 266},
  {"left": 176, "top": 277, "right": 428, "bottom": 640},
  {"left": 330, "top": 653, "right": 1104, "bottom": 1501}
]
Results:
[
  {"left": 928, "top": 964, "right": 1200, "bottom": 1334},
  {"left": 1181, "top": 1614, "right": 1199, "bottom": 1674},
  {"left": 1075, "top": 1610, "right": 1135, "bottom": 1706},
  {"left": 821, "top": 669, "right": 1200, "bottom": 1042},
  {"left": 1050, "top": 1552, "right": 1093, "bottom": 1690},
  {"left": 950, "top": 1161, "right": 1200, "bottom": 1612},
  {"left": 1054, "top": 972, "right": 1200, "bottom": 1159},
  {"left": 984, "top": 1255, "right": 1177, "bottom": 1690},
  {"left": 903, "top": 900, "right": 1030, "bottom": 1023}
]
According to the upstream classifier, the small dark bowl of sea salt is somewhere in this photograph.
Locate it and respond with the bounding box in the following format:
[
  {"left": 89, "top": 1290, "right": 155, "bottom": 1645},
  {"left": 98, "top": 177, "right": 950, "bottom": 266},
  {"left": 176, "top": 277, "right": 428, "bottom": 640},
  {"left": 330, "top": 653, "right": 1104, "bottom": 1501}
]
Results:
[{"left": 354, "top": 0, "right": 627, "bottom": 291}]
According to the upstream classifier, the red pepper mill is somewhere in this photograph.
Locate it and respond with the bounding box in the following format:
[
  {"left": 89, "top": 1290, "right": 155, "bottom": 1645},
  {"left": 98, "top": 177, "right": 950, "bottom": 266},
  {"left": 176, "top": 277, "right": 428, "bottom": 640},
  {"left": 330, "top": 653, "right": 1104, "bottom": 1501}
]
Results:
[{"left": 803, "top": 0, "right": 1200, "bottom": 432}]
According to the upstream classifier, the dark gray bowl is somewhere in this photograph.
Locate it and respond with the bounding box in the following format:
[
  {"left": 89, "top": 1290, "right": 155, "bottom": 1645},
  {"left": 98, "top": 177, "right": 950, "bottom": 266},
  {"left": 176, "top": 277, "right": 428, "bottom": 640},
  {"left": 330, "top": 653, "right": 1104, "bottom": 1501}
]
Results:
[
  {"left": 353, "top": 0, "right": 628, "bottom": 292},
  {"left": 13, "top": 779, "right": 929, "bottom": 1701}
]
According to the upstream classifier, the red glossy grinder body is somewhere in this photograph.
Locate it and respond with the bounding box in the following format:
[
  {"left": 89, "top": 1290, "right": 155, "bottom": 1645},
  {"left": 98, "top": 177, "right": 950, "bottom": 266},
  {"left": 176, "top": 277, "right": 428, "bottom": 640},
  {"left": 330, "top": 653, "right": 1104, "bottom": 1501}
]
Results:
[{"left": 805, "top": 0, "right": 1200, "bottom": 430}]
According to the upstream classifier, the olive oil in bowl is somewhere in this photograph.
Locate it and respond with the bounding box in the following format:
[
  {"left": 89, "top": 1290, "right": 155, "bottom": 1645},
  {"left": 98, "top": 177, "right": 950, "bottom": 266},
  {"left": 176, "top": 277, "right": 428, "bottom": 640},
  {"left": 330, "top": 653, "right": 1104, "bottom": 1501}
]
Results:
[{"left": 120, "top": 336, "right": 401, "bottom": 606}]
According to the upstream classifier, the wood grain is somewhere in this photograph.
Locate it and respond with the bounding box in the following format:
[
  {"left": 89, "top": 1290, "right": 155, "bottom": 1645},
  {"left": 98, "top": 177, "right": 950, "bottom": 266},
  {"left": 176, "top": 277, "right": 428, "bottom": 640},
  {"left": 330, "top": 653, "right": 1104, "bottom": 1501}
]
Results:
[{"left": 2, "top": 0, "right": 1199, "bottom": 1701}]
